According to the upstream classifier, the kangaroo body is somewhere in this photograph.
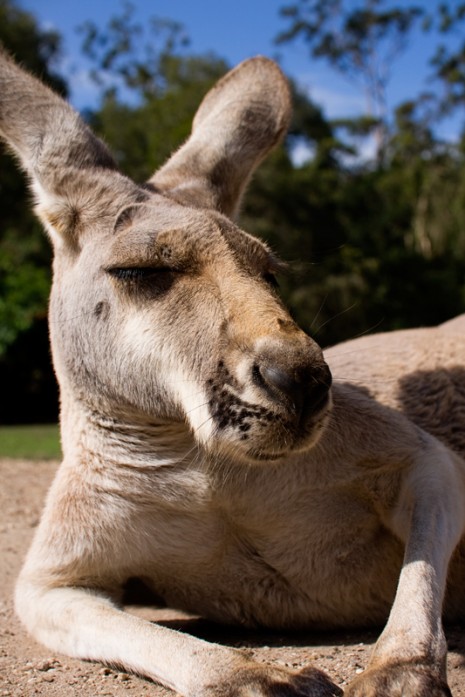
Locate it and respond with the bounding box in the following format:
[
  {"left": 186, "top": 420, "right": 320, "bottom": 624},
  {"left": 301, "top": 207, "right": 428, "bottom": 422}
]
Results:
[{"left": 1, "top": 47, "right": 463, "bottom": 696}]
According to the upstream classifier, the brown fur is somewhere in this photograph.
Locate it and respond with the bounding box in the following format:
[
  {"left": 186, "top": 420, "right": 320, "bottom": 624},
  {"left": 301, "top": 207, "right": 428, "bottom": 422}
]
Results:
[{"left": 1, "top": 46, "right": 464, "bottom": 696}]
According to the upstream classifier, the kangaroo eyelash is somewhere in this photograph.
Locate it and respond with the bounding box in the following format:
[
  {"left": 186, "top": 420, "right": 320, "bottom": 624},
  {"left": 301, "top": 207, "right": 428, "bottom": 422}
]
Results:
[{"left": 108, "top": 267, "right": 171, "bottom": 280}]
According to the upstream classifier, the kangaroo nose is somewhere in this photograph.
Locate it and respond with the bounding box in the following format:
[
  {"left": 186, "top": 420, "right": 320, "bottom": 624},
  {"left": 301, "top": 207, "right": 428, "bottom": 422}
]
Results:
[
  {"left": 258, "top": 365, "right": 302, "bottom": 406},
  {"left": 254, "top": 362, "right": 332, "bottom": 414}
]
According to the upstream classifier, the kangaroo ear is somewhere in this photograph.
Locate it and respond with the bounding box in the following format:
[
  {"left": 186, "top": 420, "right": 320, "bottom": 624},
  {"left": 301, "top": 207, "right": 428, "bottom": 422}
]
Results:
[
  {"left": 0, "top": 46, "right": 133, "bottom": 250},
  {"left": 149, "top": 56, "right": 292, "bottom": 219}
]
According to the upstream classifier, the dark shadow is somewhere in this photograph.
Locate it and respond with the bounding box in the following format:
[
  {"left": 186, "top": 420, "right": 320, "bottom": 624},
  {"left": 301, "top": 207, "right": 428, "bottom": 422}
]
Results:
[
  {"left": 124, "top": 604, "right": 465, "bottom": 664},
  {"left": 150, "top": 615, "right": 381, "bottom": 650},
  {"left": 0, "top": 317, "right": 59, "bottom": 423},
  {"left": 122, "top": 576, "right": 382, "bottom": 649},
  {"left": 397, "top": 366, "right": 465, "bottom": 457},
  {"left": 123, "top": 578, "right": 465, "bottom": 655}
]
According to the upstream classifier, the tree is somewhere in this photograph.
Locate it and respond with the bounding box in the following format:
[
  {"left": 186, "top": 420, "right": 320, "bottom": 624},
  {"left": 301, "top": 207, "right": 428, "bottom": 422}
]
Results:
[
  {"left": 78, "top": 4, "right": 229, "bottom": 180},
  {"left": 0, "top": 0, "right": 67, "bottom": 422},
  {"left": 88, "top": 52, "right": 229, "bottom": 182},
  {"left": 277, "top": 0, "right": 424, "bottom": 160},
  {"left": 428, "top": 2, "right": 465, "bottom": 116},
  {"left": 0, "top": 0, "right": 67, "bottom": 353}
]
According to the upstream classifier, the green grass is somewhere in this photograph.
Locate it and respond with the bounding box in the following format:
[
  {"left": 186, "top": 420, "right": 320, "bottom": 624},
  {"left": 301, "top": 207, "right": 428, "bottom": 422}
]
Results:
[{"left": 0, "top": 424, "right": 61, "bottom": 459}]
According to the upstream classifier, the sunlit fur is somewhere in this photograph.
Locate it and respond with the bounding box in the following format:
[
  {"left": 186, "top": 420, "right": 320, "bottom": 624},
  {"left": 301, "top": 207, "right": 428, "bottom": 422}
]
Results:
[{"left": 1, "top": 45, "right": 464, "bottom": 696}]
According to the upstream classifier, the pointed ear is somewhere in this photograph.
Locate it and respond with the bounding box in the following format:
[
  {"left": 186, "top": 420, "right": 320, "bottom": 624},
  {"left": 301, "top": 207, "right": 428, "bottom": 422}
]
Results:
[
  {"left": 0, "top": 46, "right": 132, "bottom": 250},
  {"left": 149, "top": 56, "right": 292, "bottom": 219}
]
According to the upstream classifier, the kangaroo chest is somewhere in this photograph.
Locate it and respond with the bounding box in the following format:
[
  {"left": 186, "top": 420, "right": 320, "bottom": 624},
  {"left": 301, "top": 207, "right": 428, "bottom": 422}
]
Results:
[
  {"left": 123, "top": 466, "right": 404, "bottom": 629},
  {"left": 45, "top": 457, "right": 404, "bottom": 629}
]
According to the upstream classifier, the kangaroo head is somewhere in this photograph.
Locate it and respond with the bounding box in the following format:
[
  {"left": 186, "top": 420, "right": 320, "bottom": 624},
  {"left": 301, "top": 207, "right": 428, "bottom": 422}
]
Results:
[{"left": 0, "top": 50, "right": 331, "bottom": 462}]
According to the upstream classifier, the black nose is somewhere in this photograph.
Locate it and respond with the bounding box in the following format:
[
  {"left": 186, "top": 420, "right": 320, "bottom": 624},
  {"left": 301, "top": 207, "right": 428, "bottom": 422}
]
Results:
[
  {"left": 253, "top": 362, "right": 332, "bottom": 414},
  {"left": 258, "top": 365, "right": 302, "bottom": 406}
]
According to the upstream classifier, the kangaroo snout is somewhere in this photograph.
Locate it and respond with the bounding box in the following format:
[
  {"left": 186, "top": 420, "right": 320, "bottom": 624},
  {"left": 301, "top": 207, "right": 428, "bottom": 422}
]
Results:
[
  {"left": 205, "top": 329, "right": 333, "bottom": 460},
  {"left": 252, "top": 350, "right": 332, "bottom": 418}
]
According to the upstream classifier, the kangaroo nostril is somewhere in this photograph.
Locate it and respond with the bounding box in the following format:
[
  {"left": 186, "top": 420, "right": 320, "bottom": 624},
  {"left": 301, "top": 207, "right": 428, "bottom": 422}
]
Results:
[
  {"left": 260, "top": 365, "right": 299, "bottom": 398},
  {"left": 254, "top": 363, "right": 303, "bottom": 409},
  {"left": 253, "top": 361, "right": 332, "bottom": 414}
]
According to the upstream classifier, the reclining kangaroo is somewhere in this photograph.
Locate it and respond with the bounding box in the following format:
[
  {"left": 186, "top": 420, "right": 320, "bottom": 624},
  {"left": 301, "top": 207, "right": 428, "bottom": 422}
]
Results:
[{"left": 2, "top": 46, "right": 465, "bottom": 696}]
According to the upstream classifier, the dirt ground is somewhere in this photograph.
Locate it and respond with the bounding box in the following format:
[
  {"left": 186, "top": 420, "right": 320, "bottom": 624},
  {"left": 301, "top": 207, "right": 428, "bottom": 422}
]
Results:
[{"left": 1, "top": 458, "right": 464, "bottom": 696}]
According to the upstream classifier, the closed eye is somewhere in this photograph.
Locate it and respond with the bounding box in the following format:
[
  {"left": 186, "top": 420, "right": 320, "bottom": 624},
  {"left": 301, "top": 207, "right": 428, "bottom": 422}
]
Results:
[
  {"left": 108, "top": 267, "right": 172, "bottom": 281},
  {"left": 106, "top": 265, "right": 179, "bottom": 300}
]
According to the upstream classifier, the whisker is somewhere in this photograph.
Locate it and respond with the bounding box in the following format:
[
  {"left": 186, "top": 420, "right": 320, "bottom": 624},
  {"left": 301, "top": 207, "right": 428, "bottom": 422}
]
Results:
[
  {"left": 185, "top": 400, "right": 211, "bottom": 416},
  {"left": 350, "top": 317, "right": 386, "bottom": 339},
  {"left": 193, "top": 414, "right": 215, "bottom": 437},
  {"left": 313, "top": 302, "right": 358, "bottom": 336},
  {"left": 310, "top": 294, "right": 328, "bottom": 330}
]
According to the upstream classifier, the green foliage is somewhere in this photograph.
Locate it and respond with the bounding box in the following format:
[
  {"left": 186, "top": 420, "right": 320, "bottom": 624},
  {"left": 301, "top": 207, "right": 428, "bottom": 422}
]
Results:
[
  {"left": 278, "top": 0, "right": 424, "bottom": 76},
  {"left": 0, "top": 0, "right": 66, "bottom": 93},
  {"left": 277, "top": 0, "right": 425, "bottom": 158},
  {"left": 0, "top": 0, "right": 61, "bottom": 357},
  {"left": 0, "top": 237, "right": 50, "bottom": 353},
  {"left": 0, "top": 0, "right": 62, "bottom": 423},
  {"left": 429, "top": 2, "right": 465, "bottom": 115},
  {"left": 89, "top": 55, "right": 228, "bottom": 181},
  {"left": 78, "top": 3, "right": 229, "bottom": 180}
]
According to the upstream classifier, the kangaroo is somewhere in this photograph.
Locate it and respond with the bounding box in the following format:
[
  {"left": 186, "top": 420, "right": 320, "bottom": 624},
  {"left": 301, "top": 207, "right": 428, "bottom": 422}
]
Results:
[{"left": 2, "top": 46, "right": 465, "bottom": 696}]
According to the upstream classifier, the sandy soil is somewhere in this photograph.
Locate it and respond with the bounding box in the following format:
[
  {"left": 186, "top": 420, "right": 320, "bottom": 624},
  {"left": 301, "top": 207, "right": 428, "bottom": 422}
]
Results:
[{"left": 1, "top": 457, "right": 464, "bottom": 696}]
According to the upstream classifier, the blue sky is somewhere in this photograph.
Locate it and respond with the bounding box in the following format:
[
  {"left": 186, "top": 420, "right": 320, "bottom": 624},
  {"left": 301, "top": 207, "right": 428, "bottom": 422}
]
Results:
[{"left": 16, "top": 0, "right": 462, "bottom": 148}]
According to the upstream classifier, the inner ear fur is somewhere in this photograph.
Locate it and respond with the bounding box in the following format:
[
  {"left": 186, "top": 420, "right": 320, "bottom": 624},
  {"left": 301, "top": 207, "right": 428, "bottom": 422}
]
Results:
[{"left": 149, "top": 56, "right": 292, "bottom": 219}]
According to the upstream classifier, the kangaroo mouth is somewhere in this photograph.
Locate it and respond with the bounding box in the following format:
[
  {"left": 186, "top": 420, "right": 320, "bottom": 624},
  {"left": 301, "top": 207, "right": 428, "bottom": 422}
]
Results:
[
  {"left": 204, "top": 366, "right": 332, "bottom": 462},
  {"left": 247, "top": 396, "right": 332, "bottom": 462}
]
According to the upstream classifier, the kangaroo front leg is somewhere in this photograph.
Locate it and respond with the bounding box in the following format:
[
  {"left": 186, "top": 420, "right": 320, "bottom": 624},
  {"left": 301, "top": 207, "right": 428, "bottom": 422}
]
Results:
[
  {"left": 346, "top": 442, "right": 465, "bottom": 697},
  {"left": 15, "top": 582, "right": 341, "bottom": 697}
]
